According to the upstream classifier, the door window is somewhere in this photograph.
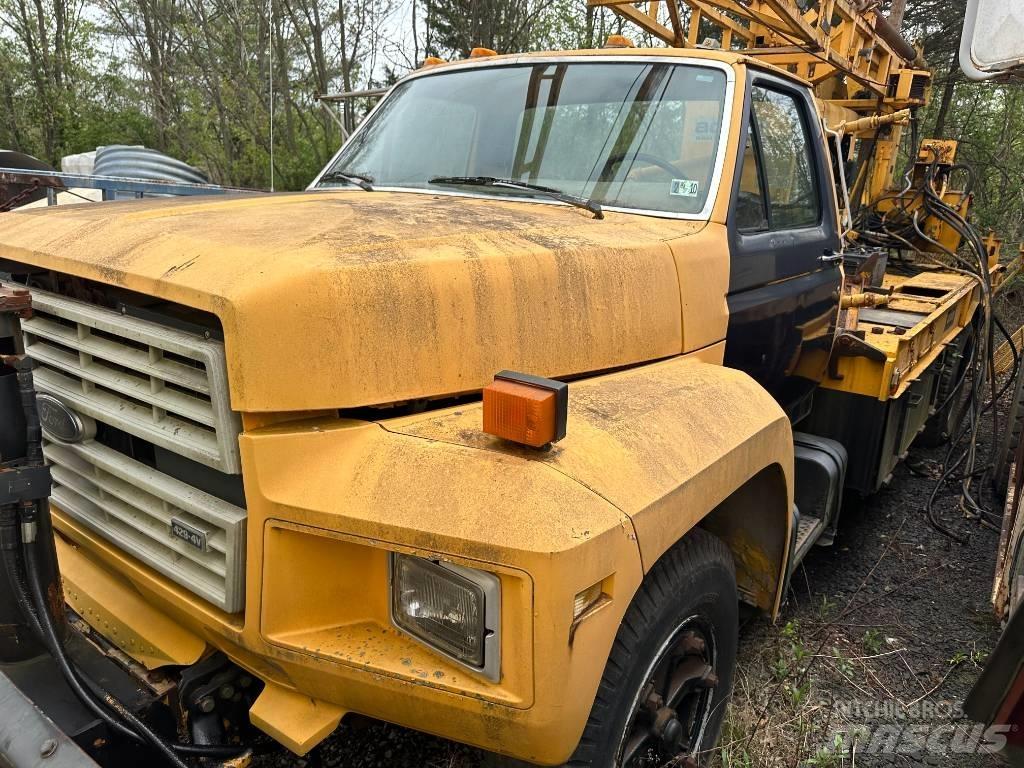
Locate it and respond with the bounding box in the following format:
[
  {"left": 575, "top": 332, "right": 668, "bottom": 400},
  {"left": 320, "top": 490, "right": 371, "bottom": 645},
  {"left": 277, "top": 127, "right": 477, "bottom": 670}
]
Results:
[
  {"left": 735, "top": 130, "right": 768, "bottom": 231},
  {"left": 736, "top": 85, "right": 821, "bottom": 231}
]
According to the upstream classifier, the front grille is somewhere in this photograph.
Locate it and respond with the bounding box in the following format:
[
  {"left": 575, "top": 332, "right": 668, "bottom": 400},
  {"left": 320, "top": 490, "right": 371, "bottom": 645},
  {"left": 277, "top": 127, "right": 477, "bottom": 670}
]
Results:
[
  {"left": 5, "top": 282, "right": 247, "bottom": 613},
  {"left": 45, "top": 440, "right": 246, "bottom": 611},
  {"left": 19, "top": 287, "right": 241, "bottom": 473}
]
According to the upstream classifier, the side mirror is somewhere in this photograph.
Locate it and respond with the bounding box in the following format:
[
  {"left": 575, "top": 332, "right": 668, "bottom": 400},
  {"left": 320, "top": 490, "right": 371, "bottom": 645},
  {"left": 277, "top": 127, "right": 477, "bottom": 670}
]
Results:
[{"left": 960, "top": 0, "right": 1024, "bottom": 80}]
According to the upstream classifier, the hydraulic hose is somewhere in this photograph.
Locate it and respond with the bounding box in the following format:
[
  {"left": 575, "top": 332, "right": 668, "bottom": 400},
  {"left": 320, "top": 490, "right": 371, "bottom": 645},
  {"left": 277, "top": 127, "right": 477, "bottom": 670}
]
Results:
[
  {"left": 0, "top": 505, "right": 44, "bottom": 641},
  {"left": 14, "top": 509, "right": 245, "bottom": 762},
  {"left": 21, "top": 519, "right": 191, "bottom": 768},
  {"left": 12, "top": 505, "right": 150, "bottom": 744},
  {"left": 3, "top": 355, "right": 245, "bottom": 763},
  {"left": 989, "top": 313, "right": 1020, "bottom": 407}
]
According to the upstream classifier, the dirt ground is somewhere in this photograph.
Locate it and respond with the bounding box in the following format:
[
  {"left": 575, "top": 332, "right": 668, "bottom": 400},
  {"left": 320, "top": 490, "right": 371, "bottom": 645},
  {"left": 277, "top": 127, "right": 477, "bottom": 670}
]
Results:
[{"left": 261, "top": 282, "right": 1023, "bottom": 768}]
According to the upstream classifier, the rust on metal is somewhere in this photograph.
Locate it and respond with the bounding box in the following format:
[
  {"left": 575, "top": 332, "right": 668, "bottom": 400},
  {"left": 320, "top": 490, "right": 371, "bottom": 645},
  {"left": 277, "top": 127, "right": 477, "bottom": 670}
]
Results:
[{"left": 0, "top": 284, "right": 32, "bottom": 318}]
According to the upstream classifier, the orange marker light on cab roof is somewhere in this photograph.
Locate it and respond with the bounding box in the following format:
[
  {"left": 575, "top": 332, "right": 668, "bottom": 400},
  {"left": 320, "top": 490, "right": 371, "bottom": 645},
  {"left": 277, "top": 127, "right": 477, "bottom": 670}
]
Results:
[
  {"left": 421, "top": 56, "right": 446, "bottom": 67},
  {"left": 483, "top": 371, "right": 568, "bottom": 448},
  {"left": 604, "top": 34, "right": 635, "bottom": 48},
  {"left": 469, "top": 47, "right": 498, "bottom": 58}
]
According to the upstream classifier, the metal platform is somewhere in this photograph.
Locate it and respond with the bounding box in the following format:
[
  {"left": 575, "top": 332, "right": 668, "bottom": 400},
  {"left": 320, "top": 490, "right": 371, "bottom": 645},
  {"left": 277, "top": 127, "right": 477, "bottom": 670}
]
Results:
[
  {"left": 0, "top": 167, "right": 254, "bottom": 210},
  {"left": 0, "top": 669, "right": 98, "bottom": 768},
  {"left": 793, "top": 515, "right": 825, "bottom": 566}
]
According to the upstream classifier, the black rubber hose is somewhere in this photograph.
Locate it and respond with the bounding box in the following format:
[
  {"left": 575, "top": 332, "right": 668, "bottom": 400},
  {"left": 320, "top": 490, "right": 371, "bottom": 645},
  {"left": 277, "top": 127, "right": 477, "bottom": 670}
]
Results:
[
  {"left": 11, "top": 521, "right": 156, "bottom": 745},
  {"left": 18, "top": 525, "right": 246, "bottom": 762},
  {"left": 991, "top": 312, "right": 1022, "bottom": 405},
  {"left": 0, "top": 508, "right": 44, "bottom": 640},
  {"left": 5, "top": 492, "right": 247, "bottom": 759},
  {"left": 22, "top": 535, "right": 192, "bottom": 768}
]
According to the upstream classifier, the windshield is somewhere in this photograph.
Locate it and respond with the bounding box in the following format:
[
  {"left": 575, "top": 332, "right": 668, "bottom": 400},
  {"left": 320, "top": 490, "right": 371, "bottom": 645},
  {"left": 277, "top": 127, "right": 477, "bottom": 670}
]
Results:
[{"left": 318, "top": 61, "right": 730, "bottom": 217}]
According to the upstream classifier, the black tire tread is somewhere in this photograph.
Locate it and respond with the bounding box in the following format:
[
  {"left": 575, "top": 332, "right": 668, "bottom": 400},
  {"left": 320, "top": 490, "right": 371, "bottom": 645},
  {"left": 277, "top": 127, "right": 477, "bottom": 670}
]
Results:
[{"left": 565, "top": 528, "right": 736, "bottom": 767}]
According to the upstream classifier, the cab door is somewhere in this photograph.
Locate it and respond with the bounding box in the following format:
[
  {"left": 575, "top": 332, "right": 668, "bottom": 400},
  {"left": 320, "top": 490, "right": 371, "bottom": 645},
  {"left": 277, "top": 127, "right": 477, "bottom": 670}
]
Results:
[{"left": 724, "top": 70, "right": 842, "bottom": 420}]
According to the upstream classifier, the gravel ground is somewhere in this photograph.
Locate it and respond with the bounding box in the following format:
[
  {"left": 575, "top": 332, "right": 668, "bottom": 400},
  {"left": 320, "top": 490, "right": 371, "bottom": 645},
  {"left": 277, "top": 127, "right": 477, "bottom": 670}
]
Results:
[{"left": 256, "top": 284, "right": 1023, "bottom": 768}]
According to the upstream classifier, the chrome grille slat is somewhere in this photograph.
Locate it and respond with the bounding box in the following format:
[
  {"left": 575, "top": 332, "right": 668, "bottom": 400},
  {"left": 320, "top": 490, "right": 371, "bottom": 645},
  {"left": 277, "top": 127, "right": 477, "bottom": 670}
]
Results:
[
  {"left": 45, "top": 447, "right": 228, "bottom": 556},
  {"left": 45, "top": 440, "right": 245, "bottom": 611},
  {"left": 4, "top": 281, "right": 248, "bottom": 613},
  {"left": 32, "top": 367, "right": 222, "bottom": 463},
  {"left": 48, "top": 465, "right": 228, "bottom": 578},
  {"left": 26, "top": 342, "right": 217, "bottom": 426},
  {"left": 19, "top": 315, "right": 210, "bottom": 393},
  {"left": 52, "top": 484, "right": 228, "bottom": 606},
  {"left": 13, "top": 284, "right": 241, "bottom": 473}
]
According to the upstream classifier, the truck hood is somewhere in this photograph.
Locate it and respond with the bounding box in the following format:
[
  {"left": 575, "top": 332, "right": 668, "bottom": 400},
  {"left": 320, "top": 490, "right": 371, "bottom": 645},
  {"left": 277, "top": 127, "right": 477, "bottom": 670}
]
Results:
[{"left": 0, "top": 190, "right": 702, "bottom": 411}]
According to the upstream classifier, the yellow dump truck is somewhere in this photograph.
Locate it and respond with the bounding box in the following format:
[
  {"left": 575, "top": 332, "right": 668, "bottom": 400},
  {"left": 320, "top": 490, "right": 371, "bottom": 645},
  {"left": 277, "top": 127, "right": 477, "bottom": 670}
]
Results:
[{"left": 0, "top": 2, "right": 1019, "bottom": 767}]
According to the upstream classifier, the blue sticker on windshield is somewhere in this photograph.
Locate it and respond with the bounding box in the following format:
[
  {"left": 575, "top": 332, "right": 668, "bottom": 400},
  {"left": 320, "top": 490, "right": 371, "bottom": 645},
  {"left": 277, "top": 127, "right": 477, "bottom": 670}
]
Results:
[{"left": 670, "top": 179, "right": 700, "bottom": 197}]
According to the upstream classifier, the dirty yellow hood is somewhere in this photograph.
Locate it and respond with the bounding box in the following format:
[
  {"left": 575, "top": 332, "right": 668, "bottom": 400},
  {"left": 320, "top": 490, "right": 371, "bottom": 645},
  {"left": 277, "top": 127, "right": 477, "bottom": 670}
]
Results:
[{"left": 0, "top": 190, "right": 704, "bottom": 411}]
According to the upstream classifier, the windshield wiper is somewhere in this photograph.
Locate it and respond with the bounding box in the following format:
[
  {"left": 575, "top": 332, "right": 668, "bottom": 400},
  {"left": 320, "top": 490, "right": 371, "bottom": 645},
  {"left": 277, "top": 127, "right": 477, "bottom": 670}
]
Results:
[
  {"left": 429, "top": 176, "right": 604, "bottom": 220},
  {"left": 320, "top": 169, "right": 374, "bottom": 191}
]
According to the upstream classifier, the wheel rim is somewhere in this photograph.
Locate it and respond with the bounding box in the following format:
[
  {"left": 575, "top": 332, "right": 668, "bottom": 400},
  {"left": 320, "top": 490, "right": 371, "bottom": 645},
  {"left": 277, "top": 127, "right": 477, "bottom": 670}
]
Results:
[{"left": 615, "top": 616, "right": 718, "bottom": 768}]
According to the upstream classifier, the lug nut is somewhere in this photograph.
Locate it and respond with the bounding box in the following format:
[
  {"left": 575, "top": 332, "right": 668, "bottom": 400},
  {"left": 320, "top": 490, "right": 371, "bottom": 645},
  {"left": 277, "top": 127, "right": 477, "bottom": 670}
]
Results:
[
  {"left": 197, "top": 696, "right": 216, "bottom": 713},
  {"left": 680, "top": 635, "right": 706, "bottom": 656},
  {"left": 660, "top": 717, "right": 683, "bottom": 750},
  {"left": 40, "top": 739, "right": 57, "bottom": 758},
  {"left": 219, "top": 684, "right": 235, "bottom": 699}
]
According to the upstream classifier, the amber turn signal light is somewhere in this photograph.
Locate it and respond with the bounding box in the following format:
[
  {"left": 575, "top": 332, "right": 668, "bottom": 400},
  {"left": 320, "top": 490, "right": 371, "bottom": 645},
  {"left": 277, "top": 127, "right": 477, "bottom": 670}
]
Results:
[
  {"left": 604, "top": 34, "right": 635, "bottom": 48},
  {"left": 483, "top": 371, "right": 568, "bottom": 448}
]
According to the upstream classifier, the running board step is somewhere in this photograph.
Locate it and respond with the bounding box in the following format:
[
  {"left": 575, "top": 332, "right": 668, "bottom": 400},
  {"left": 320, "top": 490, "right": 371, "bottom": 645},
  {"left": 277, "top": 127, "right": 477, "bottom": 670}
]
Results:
[{"left": 793, "top": 515, "right": 825, "bottom": 566}]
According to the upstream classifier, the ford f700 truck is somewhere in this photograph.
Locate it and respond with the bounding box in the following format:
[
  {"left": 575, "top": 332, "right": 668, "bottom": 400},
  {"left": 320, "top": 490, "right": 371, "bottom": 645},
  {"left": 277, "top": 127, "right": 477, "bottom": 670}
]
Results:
[{"left": 0, "top": 1, "right": 1019, "bottom": 766}]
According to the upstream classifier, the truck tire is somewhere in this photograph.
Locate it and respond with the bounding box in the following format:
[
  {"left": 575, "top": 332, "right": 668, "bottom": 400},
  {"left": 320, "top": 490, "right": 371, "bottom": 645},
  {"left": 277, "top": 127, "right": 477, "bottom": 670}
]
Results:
[{"left": 566, "top": 528, "right": 737, "bottom": 768}]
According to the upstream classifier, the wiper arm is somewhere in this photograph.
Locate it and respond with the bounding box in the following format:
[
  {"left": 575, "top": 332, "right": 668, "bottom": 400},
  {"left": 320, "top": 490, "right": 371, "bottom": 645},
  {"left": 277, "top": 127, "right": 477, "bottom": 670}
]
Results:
[
  {"left": 320, "top": 169, "right": 374, "bottom": 191},
  {"left": 429, "top": 176, "right": 604, "bottom": 220}
]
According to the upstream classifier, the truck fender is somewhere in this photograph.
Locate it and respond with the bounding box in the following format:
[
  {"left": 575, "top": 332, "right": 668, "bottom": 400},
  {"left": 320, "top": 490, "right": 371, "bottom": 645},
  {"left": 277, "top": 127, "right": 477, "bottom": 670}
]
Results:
[
  {"left": 221, "top": 355, "right": 794, "bottom": 760},
  {"left": 391, "top": 354, "right": 795, "bottom": 616}
]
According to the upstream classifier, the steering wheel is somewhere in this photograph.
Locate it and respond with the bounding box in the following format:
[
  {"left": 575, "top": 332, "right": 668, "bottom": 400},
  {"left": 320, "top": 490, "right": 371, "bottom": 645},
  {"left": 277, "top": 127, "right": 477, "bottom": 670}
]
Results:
[{"left": 606, "top": 152, "right": 687, "bottom": 179}]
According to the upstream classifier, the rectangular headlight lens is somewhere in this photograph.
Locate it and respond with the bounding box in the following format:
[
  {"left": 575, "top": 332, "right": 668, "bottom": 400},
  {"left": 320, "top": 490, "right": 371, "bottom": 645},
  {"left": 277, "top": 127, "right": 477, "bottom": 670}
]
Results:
[{"left": 390, "top": 554, "right": 499, "bottom": 675}]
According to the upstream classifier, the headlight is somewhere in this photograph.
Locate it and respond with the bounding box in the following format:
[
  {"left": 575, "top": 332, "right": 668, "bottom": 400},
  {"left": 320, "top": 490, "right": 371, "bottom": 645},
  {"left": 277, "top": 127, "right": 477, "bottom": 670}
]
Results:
[{"left": 390, "top": 554, "right": 501, "bottom": 680}]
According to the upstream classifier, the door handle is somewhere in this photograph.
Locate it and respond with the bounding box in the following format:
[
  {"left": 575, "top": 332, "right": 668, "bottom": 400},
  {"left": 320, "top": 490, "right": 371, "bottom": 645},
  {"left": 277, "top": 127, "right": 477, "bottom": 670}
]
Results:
[{"left": 819, "top": 249, "right": 843, "bottom": 265}]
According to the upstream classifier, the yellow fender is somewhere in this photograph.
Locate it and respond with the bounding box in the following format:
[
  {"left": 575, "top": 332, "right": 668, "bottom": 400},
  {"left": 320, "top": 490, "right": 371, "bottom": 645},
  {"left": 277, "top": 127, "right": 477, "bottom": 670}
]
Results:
[{"left": 390, "top": 353, "right": 795, "bottom": 615}]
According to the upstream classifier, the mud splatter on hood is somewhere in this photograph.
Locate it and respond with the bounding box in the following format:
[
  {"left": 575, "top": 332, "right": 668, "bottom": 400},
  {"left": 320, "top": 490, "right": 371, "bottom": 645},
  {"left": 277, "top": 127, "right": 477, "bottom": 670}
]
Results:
[{"left": 0, "top": 189, "right": 705, "bottom": 411}]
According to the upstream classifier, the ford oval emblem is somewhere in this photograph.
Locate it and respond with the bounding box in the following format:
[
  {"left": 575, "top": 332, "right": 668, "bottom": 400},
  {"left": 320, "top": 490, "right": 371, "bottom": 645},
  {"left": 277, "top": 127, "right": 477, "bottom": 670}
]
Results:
[{"left": 36, "top": 394, "right": 94, "bottom": 444}]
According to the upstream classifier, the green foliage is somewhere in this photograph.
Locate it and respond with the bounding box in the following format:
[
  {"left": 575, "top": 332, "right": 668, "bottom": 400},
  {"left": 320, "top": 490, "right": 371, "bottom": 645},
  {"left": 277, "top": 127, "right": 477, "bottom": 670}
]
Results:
[
  {"left": 901, "top": 0, "right": 1024, "bottom": 247},
  {"left": 817, "top": 594, "right": 836, "bottom": 620},
  {"left": 0, "top": 0, "right": 354, "bottom": 189},
  {"left": 1, "top": 0, "right": 1023, "bottom": 237},
  {"left": 426, "top": 0, "right": 533, "bottom": 57},
  {"left": 785, "top": 679, "right": 811, "bottom": 708},
  {"left": 862, "top": 628, "right": 883, "bottom": 655},
  {"left": 804, "top": 733, "right": 849, "bottom": 767}
]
